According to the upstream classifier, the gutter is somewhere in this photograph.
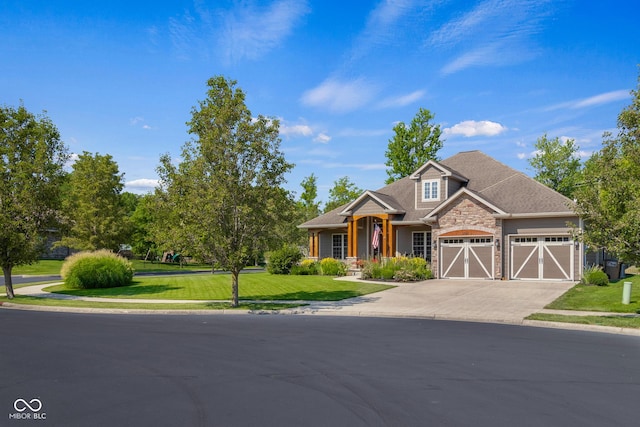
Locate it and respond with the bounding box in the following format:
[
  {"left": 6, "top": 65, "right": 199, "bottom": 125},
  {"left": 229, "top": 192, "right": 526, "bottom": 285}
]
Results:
[{"left": 493, "top": 212, "right": 577, "bottom": 219}]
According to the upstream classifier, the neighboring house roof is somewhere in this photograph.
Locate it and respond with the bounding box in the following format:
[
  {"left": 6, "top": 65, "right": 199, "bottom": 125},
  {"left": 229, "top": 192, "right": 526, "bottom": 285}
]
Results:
[{"left": 299, "top": 150, "right": 576, "bottom": 229}]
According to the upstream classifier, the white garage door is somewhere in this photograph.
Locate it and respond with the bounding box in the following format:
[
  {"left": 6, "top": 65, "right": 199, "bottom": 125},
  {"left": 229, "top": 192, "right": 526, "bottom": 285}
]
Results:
[
  {"left": 510, "top": 236, "right": 574, "bottom": 280},
  {"left": 440, "top": 238, "right": 494, "bottom": 279}
]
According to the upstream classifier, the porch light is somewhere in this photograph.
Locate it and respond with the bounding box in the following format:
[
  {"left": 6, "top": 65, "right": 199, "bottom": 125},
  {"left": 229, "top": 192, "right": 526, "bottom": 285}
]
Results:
[{"left": 495, "top": 238, "right": 500, "bottom": 250}]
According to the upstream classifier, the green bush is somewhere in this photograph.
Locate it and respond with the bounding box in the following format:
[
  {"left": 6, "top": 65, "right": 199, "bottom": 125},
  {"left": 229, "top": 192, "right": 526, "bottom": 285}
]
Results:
[
  {"left": 291, "top": 260, "right": 319, "bottom": 275},
  {"left": 319, "top": 258, "right": 347, "bottom": 276},
  {"left": 360, "top": 257, "right": 432, "bottom": 281},
  {"left": 581, "top": 265, "right": 609, "bottom": 286},
  {"left": 61, "top": 250, "right": 134, "bottom": 289},
  {"left": 267, "top": 245, "right": 302, "bottom": 275}
]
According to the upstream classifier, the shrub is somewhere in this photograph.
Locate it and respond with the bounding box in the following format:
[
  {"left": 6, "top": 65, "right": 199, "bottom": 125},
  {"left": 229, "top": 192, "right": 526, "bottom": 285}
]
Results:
[
  {"left": 581, "top": 265, "right": 609, "bottom": 286},
  {"left": 267, "top": 245, "right": 302, "bottom": 275},
  {"left": 291, "top": 260, "right": 319, "bottom": 275},
  {"left": 61, "top": 250, "right": 134, "bottom": 289},
  {"left": 360, "top": 257, "right": 432, "bottom": 281},
  {"left": 319, "top": 257, "right": 347, "bottom": 276}
]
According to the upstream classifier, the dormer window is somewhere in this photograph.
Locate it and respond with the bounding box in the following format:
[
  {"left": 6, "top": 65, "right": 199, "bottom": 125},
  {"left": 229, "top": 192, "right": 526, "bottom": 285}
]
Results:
[{"left": 423, "top": 179, "right": 440, "bottom": 201}]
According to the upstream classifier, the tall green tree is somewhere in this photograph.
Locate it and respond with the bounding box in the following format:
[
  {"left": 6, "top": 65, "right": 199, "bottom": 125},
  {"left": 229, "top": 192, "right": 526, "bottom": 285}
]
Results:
[
  {"left": 0, "top": 104, "right": 68, "bottom": 298},
  {"left": 156, "top": 76, "right": 294, "bottom": 306},
  {"left": 129, "top": 193, "right": 158, "bottom": 258},
  {"left": 573, "top": 72, "right": 640, "bottom": 264},
  {"left": 59, "top": 152, "right": 131, "bottom": 252},
  {"left": 529, "top": 134, "right": 582, "bottom": 198},
  {"left": 324, "top": 176, "right": 363, "bottom": 213},
  {"left": 298, "top": 173, "right": 321, "bottom": 220},
  {"left": 385, "top": 107, "right": 443, "bottom": 184}
]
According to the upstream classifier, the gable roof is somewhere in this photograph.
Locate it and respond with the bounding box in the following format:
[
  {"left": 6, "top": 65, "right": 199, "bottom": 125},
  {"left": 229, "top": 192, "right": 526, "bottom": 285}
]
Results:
[
  {"left": 409, "top": 159, "right": 468, "bottom": 182},
  {"left": 339, "top": 190, "right": 405, "bottom": 216},
  {"left": 299, "top": 150, "right": 576, "bottom": 229}
]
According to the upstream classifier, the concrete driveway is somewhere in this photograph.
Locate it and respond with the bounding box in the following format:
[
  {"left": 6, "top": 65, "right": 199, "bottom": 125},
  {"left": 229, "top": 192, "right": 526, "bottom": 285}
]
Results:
[{"left": 298, "top": 279, "right": 575, "bottom": 324}]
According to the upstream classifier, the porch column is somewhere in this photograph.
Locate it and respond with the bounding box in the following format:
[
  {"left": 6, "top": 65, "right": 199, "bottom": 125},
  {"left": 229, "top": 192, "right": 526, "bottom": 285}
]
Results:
[
  {"left": 308, "top": 233, "right": 315, "bottom": 257},
  {"left": 352, "top": 219, "right": 358, "bottom": 258},
  {"left": 347, "top": 220, "right": 354, "bottom": 258},
  {"left": 382, "top": 218, "right": 391, "bottom": 258},
  {"left": 387, "top": 220, "right": 395, "bottom": 257}
]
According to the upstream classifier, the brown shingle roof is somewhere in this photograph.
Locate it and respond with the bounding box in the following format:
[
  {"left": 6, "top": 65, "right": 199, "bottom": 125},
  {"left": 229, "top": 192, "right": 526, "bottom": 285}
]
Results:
[{"left": 299, "top": 150, "right": 575, "bottom": 228}]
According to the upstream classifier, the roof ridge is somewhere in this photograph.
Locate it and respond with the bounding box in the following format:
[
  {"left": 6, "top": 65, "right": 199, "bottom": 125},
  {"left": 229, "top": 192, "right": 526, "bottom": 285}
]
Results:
[{"left": 478, "top": 171, "right": 520, "bottom": 194}]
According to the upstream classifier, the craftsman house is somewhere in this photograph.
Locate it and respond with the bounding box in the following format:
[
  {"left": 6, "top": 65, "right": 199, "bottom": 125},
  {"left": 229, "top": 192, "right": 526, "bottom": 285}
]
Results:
[{"left": 299, "top": 150, "right": 583, "bottom": 281}]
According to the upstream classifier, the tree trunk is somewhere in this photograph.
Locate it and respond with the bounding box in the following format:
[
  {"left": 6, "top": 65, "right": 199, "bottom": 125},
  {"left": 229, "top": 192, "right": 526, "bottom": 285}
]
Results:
[
  {"left": 3, "top": 266, "right": 15, "bottom": 299},
  {"left": 231, "top": 268, "right": 240, "bottom": 307}
]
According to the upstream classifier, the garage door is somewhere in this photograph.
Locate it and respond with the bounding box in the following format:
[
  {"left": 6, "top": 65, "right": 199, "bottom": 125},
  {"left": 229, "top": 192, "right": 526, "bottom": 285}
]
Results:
[
  {"left": 440, "top": 238, "right": 494, "bottom": 279},
  {"left": 510, "top": 236, "right": 574, "bottom": 280}
]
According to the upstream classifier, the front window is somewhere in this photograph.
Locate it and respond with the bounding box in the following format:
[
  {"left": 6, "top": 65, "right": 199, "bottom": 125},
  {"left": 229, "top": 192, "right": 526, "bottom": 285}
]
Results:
[
  {"left": 332, "top": 234, "right": 348, "bottom": 259},
  {"left": 423, "top": 179, "right": 439, "bottom": 201},
  {"left": 412, "top": 231, "right": 432, "bottom": 261}
]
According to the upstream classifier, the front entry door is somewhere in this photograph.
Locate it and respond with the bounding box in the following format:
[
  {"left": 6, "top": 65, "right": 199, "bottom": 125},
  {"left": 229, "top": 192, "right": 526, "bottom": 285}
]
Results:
[{"left": 440, "top": 238, "right": 494, "bottom": 279}]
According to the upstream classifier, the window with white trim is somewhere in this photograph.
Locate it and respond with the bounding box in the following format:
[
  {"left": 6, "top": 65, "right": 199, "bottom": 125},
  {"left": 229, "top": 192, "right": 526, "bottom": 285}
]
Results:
[
  {"left": 422, "top": 179, "right": 439, "bottom": 201},
  {"left": 412, "top": 231, "right": 432, "bottom": 261},
  {"left": 332, "top": 234, "right": 348, "bottom": 259}
]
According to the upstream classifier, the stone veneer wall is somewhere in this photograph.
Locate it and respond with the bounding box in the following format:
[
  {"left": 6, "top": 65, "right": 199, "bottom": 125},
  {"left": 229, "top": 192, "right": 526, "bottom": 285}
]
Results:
[{"left": 431, "top": 194, "right": 503, "bottom": 279}]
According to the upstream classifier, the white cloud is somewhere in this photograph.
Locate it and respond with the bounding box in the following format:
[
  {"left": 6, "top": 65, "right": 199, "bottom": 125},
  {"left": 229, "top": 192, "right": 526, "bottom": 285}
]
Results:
[
  {"left": 280, "top": 123, "right": 313, "bottom": 137},
  {"left": 347, "top": 0, "right": 418, "bottom": 62},
  {"left": 444, "top": 120, "right": 507, "bottom": 137},
  {"left": 543, "top": 89, "right": 631, "bottom": 112},
  {"left": 427, "top": 0, "right": 553, "bottom": 74},
  {"left": 377, "top": 90, "right": 425, "bottom": 109},
  {"left": 221, "top": 0, "right": 310, "bottom": 63},
  {"left": 301, "top": 78, "right": 378, "bottom": 113},
  {"left": 129, "top": 117, "right": 144, "bottom": 126},
  {"left": 125, "top": 179, "right": 159, "bottom": 192},
  {"left": 570, "top": 90, "right": 630, "bottom": 109},
  {"left": 168, "top": 1, "right": 309, "bottom": 63},
  {"left": 313, "top": 133, "right": 331, "bottom": 144}
]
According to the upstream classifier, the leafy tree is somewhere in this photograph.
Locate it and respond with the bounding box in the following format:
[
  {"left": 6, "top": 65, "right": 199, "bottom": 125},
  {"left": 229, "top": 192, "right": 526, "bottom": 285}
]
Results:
[
  {"left": 298, "top": 173, "right": 321, "bottom": 220},
  {"left": 529, "top": 134, "right": 582, "bottom": 198},
  {"left": 324, "top": 176, "right": 363, "bottom": 213},
  {"left": 573, "top": 72, "right": 640, "bottom": 264},
  {"left": 385, "top": 107, "right": 443, "bottom": 183},
  {"left": 59, "top": 152, "right": 131, "bottom": 252},
  {"left": 120, "top": 191, "right": 140, "bottom": 216},
  {"left": 0, "top": 104, "right": 68, "bottom": 298},
  {"left": 156, "top": 76, "right": 294, "bottom": 306},
  {"left": 129, "top": 194, "right": 158, "bottom": 258}
]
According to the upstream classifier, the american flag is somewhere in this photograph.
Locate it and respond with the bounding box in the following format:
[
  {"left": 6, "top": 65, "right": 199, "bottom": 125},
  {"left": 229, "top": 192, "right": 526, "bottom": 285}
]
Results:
[{"left": 372, "top": 223, "right": 382, "bottom": 249}]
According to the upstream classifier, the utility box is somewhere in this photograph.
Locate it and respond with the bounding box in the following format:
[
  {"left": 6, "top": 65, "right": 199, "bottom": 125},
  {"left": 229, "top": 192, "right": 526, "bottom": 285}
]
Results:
[
  {"left": 605, "top": 260, "right": 621, "bottom": 280},
  {"left": 622, "top": 281, "right": 632, "bottom": 304}
]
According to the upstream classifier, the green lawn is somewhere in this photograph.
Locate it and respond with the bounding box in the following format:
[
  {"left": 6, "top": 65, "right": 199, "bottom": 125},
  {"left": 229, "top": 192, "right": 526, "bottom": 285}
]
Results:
[
  {"left": 546, "top": 275, "right": 640, "bottom": 313},
  {"left": 528, "top": 274, "right": 640, "bottom": 329},
  {"left": 44, "top": 273, "right": 393, "bottom": 301}
]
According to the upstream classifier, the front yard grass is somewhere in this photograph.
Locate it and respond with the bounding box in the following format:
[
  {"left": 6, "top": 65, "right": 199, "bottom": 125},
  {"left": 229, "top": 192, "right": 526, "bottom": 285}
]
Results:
[
  {"left": 44, "top": 273, "right": 392, "bottom": 301},
  {"left": 528, "top": 274, "right": 640, "bottom": 329},
  {"left": 2, "top": 274, "right": 392, "bottom": 310},
  {"left": 545, "top": 275, "right": 640, "bottom": 313}
]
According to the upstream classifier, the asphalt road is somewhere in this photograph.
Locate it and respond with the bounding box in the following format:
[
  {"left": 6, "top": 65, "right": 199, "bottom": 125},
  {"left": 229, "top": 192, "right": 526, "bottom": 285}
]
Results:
[{"left": 1, "top": 311, "right": 639, "bottom": 427}]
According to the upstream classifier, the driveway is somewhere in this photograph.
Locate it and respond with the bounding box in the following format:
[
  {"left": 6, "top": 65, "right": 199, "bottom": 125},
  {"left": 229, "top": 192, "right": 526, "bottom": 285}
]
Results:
[{"left": 296, "top": 278, "right": 575, "bottom": 324}]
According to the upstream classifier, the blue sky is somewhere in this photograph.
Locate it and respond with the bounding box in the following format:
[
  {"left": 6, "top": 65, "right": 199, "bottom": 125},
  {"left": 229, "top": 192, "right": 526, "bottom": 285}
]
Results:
[{"left": 1, "top": 0, "right": 638, "bottom": 206}]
